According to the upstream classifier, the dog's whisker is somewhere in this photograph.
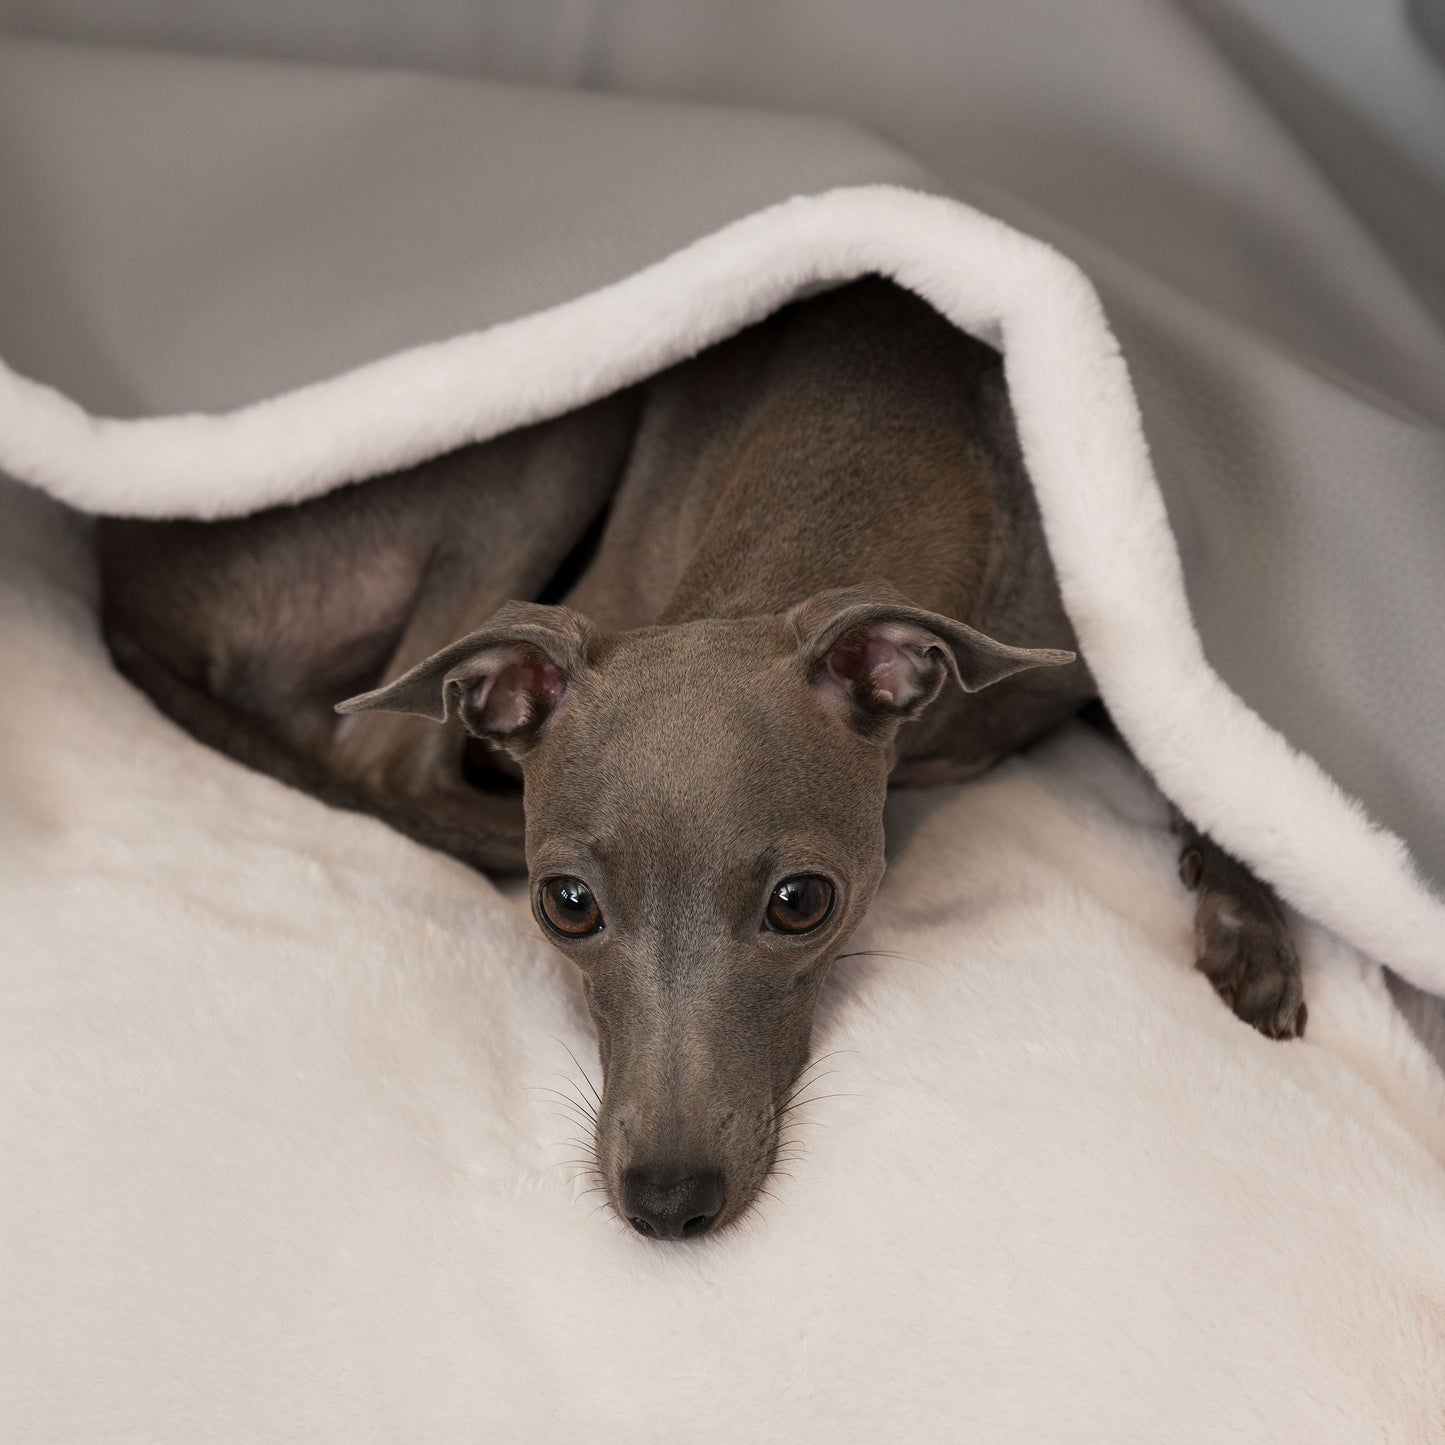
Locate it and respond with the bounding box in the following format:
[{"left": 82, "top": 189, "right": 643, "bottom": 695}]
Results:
[
  {"left": 545, "top": 1111, "right": 598, "bottom": 1137},
  {"left": 778, "top": 1074, "right": 841, "bottom": 1114},
  {"left": 536, "top": 1091, "right": 590, "bottom": 1108},
  {"left": 777, "top": 1072, "right": 842, "bottom": 1110},
  {"left": 538, "top": 1095, "right": 599, "bottom": 1128},
  {"left": 554, "top": 1038, "right": 604, "bottom": 1109},
  {"left": 773, "top": 1090, "right": 863, "bottom": 1124},
  {"left": 833, "top": 949, "right": 924, "bottom": 965},
  {"left": 533, "top": 1082, "right": 599, "bottom": 1114},
  {"left": 791, "top": 1051, "right": 843, "bottom": 1086},
  {"left": 789, "top": 1049, "right": 853, "bottom": 1086},
  {"left": 548, "top": 1071, "right": 601, "bottom": 1111},
  {"left": 544, "top": 1090, "right": 600, "bottom": 1131}
]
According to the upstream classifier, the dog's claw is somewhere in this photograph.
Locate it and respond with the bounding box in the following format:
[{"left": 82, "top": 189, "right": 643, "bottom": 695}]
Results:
[
  {"left": 1193, "top": 887, "right": 1306, "bottom": 1040},
  {"left": 1179, "top": 846, "right": 1203, "bottom": 889}
]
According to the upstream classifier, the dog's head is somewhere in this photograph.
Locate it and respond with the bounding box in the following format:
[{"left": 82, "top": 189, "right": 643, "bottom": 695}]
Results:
[{"left": 338, "top": 588, "right": 1071, "bottom": 1238}]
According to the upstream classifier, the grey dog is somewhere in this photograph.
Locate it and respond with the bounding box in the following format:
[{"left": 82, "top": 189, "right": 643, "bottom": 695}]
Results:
[{"left": 99, "top": 279, "right": 1305, "bottom": 1240}]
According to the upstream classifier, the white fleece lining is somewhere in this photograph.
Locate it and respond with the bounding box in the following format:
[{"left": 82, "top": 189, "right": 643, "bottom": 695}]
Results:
[{"left": 2, "top": 182, "right": 1441, "bottom": 991}]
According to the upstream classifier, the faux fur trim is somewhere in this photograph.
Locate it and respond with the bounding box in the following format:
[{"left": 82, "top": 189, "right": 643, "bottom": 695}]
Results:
[{"left": 2, "top": 183, "right": 1441, "bottom": 990}]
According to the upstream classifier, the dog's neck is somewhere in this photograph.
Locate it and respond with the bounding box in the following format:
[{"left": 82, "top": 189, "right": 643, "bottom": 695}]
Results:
[
  {"left": 658, "top": 372, "right": 1000, "bottom": 630},
  {"left": 653, "top": 419, "right": 998, "bottom": 629},
  {"left": 562, "top": 280, "right": 1009, "bottom": 638}
]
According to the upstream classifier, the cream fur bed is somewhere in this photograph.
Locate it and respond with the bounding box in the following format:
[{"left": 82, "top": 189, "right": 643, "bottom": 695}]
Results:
[
  {"left": 4, "top": 480, "right": 1445, "bottom": 1440},
  {"left": 2, "top": 39, "right": 1445, "bottom": 1443}
]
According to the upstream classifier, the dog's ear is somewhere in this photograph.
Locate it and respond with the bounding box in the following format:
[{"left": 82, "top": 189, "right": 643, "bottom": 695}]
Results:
[
  {"left": 335, "top": 601, "right": 593, "bottom": 756},
  {"left": 789, "top": 587, "right": 1076, "bottom": 732}
]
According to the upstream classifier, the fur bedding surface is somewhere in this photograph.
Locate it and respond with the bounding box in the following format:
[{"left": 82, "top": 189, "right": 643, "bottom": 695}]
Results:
[
  {"left": 3, "top": 482, "right": 1445, "bottom": 1440},
  {"left": 2, "top": 38, "right": 1445, "bottom": 1443}
]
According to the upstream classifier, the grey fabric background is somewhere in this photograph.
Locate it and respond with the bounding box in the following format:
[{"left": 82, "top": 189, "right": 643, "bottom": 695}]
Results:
[
  {"left": 5, "top": 0, "right": 1443, "bottom": 420},
  {"left": 0, "top": 42, "right": 931, "bottom": 415},
  {"left": 0, "top": 10, "right": 1442, "bottom": 901}
]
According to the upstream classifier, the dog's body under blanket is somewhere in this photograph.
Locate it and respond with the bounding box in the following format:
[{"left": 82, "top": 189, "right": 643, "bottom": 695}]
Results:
[
  {"left": 100, "top": 281, "right": 1089, "bottom": 866},
  {"left": 101, "top": 280, "right": 1310, "bottom": 1236}
]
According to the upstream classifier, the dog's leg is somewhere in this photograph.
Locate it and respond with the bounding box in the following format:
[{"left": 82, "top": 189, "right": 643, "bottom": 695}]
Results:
[
  {"left": 109, "top": 631, "right": 526, "bottom": 871},
  {"left": 1175, "top": 812, "right": 1306, "bottom": 1040},
  {"left": 100, "top": 392, "right": 638, "bottom": 875},
  {"left": 330, "top": 397, "right": 636, "bottom": 828}
]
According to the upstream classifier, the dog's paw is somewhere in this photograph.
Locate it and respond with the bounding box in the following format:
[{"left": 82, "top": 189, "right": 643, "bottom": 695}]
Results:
[{"left": 1190, "top": 876, "right": 1307, "bottom": 1040}]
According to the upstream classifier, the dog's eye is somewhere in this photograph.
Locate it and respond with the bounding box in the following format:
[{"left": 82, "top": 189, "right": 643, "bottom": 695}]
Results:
[
  {"left": 765, "top": 875, "right": 835, "bottom": 934},
  {"left": 538, "top": 877, "right": 604, "bottom": 938}
]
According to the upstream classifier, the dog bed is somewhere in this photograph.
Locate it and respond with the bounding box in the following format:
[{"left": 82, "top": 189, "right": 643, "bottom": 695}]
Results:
[{"left": 2, "top": 38, "right": 1444, "bottom": 1442}]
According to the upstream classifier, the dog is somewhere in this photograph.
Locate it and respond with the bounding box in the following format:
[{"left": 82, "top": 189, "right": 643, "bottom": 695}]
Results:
[{"left": 99, "top": 278, "right": 1305, "bottom": 1240}]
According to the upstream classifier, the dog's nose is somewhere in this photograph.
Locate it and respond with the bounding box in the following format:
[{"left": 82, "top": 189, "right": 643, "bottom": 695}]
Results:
[{"left": 621, "top": 1169, "right": 725, "bottom": 1240}]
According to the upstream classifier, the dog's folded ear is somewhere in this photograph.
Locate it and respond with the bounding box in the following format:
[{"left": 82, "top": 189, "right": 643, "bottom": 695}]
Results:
[
  {"left": 335, "top": 601, "right": 593, "bottom": 755},
  {"left": 789, "top": 586, "right": 1076, "bottom": 732}
]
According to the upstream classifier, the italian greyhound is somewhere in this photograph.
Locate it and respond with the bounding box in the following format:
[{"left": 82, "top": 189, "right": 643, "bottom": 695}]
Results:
[{"left": 99, "top": 279, "right": 1305, "bottom": 1241}]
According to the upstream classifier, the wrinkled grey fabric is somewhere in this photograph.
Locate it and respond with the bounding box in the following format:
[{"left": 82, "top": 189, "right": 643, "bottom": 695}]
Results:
[
  {"left": 7, "top": 0, "right": 1444, "bottom": 419},
  {"left": 0, "top": 40, "right": 930, "bottom": 414},
  {"left": 0, "top": 31, "right": 1442, "bottom": 900}
]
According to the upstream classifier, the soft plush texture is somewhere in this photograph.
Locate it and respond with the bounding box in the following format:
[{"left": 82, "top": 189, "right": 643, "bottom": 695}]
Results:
[
  {"left": 2, "top": 37, "right": 1444, "bottom": 1444},
  {"left": 4, "top": 481, "right": 1445, "bottom": 1441},
  {"left": 5, "top": 176, "right": 1445, "bottom": 993}
]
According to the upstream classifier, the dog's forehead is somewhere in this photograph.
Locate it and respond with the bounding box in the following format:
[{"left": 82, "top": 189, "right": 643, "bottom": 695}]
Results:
[
  {"left": 604, "top": 616, "right": 788, "bottom": 684},
  {"left": 575, "top": 617, "right": 805, "bottom": 739},
  {"left": 526, "top": 616, "right": 879, "bottom": 848}
]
